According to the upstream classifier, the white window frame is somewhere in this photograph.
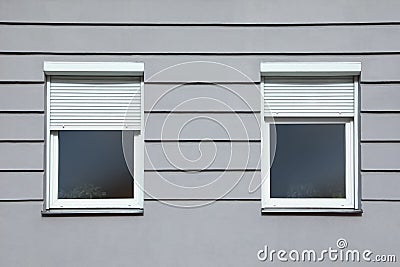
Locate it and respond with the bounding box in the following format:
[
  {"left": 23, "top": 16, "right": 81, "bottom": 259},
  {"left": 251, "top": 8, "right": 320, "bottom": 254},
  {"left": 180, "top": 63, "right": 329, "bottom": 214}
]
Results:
[
  {"left": 44, "top": 62, "right": 144, "bottom": 213},
  {"left": 260, "top": 62, "right": 361, "bottom": 212},
  {"left": 262, "top": 118, "right": 355, "bottom": 209}
]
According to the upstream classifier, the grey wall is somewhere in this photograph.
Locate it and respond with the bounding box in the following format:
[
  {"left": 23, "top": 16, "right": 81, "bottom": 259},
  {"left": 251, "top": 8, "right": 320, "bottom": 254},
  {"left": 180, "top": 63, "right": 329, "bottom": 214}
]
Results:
[{"left": 0, "top": 1, "right": 400, "bottom": 266}]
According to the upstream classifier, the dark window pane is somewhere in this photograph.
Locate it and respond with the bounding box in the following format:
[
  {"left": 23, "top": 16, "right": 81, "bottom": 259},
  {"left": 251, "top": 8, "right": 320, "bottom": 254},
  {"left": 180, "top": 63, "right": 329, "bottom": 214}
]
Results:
[
  {"left": 270, "top": 124, "right": 346, "bottom": 198},
  {"left": 58, "top": 131, "right": 134, "bottom": 199}
]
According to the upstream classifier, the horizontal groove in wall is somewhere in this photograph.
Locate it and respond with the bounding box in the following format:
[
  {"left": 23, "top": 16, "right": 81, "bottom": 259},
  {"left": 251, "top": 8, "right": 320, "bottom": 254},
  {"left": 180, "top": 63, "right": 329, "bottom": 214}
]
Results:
[
  {"left": 2, "top": 139, "right": 400, "bottom": 143},
  {"left": 142, "top": 199, "right": 400, "bottom": 202},
  {"left": 0, "top": 111, "right": 44, "bottom": 114},
  {"left": 1, "top": 80, "right": 400, "bottom": 85},
  {"left": 2, "top": 52, "right": 400, "bottom": 56},
  {"left": 144, "top": 111, "right": 259, "bottom": 114},
  {"left": 0, "top": 170, "right": 395, "bottom": 174},
  {"left": 144, "top": 199, "right": 259, "bottom": 202},
  {"left": 361, "top": 140, "right": 400, "bottom": 143},
  {"left": 0, "top": 140, "right": 398, "bottom": 146},
  {"left": 3, "top": 22, "right": 400, "bottom": 27},
  {"left": 362, "top": 171, "right": 400, "bottom": 175},
  {"left": 0, "top": 199, "right": 43, "bottom": 202},
  {"left": 0, "top": 140, "right": 44, "bottom": 143},
  {"left": 153, "top": 199, "right": 400, "bottom": 203},
  {"left": 144, "top": 169, "right": 261, "bottom": 172},
  {"left": 2, "top": 140, "right": 400, "bottom": 144},
  {"left": 145, "top": 140, "right": 400, "bottom": 143},
  {"left": 145, "top": 81, "right": 259, "bottom": 85},
  {"left": 0, "top": 81, "right": 44, "bottom": 84},
  {"left": 0, "top": 80, "right": 397, "bottom": 84},
  {"left": 0, "top": 199, "right": 398, "bottom": 203},
  {"left": 0, "top": 81, "right": 400, "bottom": 85},
  {"left": 361, "top": 169, "right": 400, "bottom": 175},
  {"left": 145, "top": 140, "right": 260, "bottom": 143},
  {"left": 361, "top": 170, "right": 400, "bottom": 173},
  {"left": 360, "top": 81, "right": 400, "bottom": 84},
  {"left": 361, "top": 199, "right": 400, "bottom": 202},
  {"left": 361, "top": 111, "right": 400, "bottom": 114},
  {"left": 143, "top": 170, "right": 397, "bottom": 174},
  {"left": 1, "top": 137, "right": 400, "bottom": 144},
  {"left": 145, "top": 169, "right": 260, "bottom": 172},
  {"left": 0, "top": 169, "right": 44, "bottom": 172},
  {"left": 0, "top": 78, "right": 398, "bottom": 87}
]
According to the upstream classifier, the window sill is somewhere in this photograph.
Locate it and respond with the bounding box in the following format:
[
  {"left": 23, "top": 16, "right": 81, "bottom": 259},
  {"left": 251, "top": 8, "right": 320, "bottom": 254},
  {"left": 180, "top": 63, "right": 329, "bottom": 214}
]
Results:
[
  {"left": 261, "top": 208, "right": 362, "bottom": 216},
  {"left": 42, "top": 208, "right": 144, "bottom": 216}
]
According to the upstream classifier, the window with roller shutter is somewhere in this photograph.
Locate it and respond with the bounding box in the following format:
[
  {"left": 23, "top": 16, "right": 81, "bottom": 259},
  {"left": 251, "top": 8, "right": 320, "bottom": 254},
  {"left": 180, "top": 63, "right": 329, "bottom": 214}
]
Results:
[
  {"left": 260, "top": 62, "right": 361, "bottom": 213},
  {"left": 43, "top": 62, "right": 144, "bottom": 214}
]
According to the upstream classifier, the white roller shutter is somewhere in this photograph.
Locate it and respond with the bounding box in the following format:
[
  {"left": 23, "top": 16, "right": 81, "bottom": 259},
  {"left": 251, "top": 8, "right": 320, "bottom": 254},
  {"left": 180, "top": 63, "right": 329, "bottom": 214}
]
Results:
[
  {"left": 49, "top": 76, "right": 142, "bottom": 130},
  {"left": 261, "top": 62, "right": 361, "bottom": 117},
  {"left": 45, "top": 62, "right": 144, "bottom": 131},
  {"left": 263, "top": 77, "right": 355, "bottom": 117}
]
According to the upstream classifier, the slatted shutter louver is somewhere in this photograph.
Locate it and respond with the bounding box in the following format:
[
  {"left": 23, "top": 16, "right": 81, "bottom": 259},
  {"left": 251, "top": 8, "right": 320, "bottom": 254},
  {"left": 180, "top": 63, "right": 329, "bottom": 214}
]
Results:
[
  {"left": 49, "top": 76, "right": 142, "bottom": 130},
  {"left": 263, "top": 77, "right": 355, "bottom": 117}
]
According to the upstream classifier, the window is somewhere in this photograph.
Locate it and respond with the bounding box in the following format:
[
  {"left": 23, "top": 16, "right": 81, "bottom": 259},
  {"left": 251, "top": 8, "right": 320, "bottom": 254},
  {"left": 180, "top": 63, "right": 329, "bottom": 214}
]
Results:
[
  {"left": 44, "top": 62, "right": 144, "bottom": 213},
  {"left": 260, "top": 62, "right": 361, "bottom": 212}
]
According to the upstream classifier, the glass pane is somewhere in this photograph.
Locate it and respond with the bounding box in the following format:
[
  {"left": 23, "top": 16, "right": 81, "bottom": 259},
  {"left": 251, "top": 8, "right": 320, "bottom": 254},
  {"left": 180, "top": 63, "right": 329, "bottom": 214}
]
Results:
[
  {"left": 58, "top": 131, "right": 134, "bottom": 199},
  {"left": 270, "top": 124, "right": 346, "bottom": 198}
]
